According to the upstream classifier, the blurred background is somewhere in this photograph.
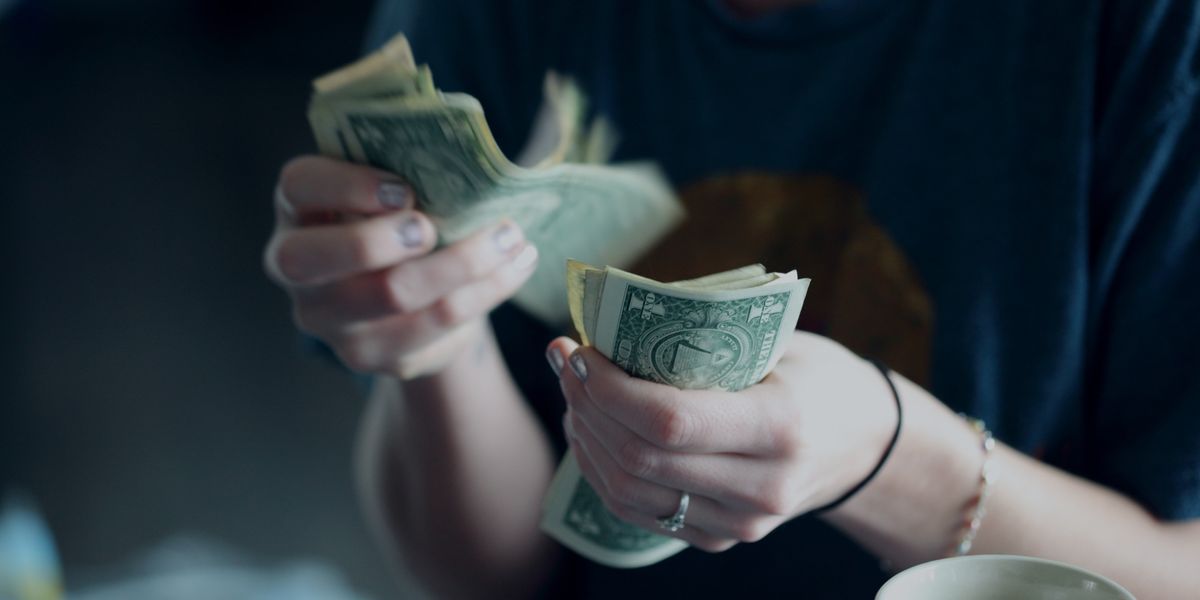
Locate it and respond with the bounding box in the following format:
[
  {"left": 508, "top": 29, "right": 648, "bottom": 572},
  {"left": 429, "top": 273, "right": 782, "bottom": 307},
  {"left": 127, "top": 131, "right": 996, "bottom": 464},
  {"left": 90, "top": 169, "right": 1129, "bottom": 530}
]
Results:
[{"left": 1, "top": 0, "right": 402, "bottom": 596}]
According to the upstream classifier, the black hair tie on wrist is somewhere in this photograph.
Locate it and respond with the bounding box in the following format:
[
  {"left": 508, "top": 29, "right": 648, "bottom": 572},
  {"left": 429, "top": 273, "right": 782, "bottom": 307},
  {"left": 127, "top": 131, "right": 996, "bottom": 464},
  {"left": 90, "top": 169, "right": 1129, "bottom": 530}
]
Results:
[{"left": 813, "top": 359, "right": 903, "bottom": 514}]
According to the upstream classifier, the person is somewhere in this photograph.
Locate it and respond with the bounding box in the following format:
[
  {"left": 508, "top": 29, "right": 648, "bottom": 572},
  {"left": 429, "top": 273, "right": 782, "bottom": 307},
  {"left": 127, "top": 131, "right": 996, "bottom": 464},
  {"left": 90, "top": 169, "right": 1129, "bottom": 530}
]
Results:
[{"left": 263, "top": 1, "right": 1200, "bottom": 598}]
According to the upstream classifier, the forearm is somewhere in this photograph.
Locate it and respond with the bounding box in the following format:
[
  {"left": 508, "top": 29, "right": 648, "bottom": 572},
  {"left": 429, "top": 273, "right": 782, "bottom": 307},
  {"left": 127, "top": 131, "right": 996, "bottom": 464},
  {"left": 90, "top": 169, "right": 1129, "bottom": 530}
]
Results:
[
  {"left": 973, "top": 445, "right": 1200, "bottom": 599},
  {"left": 356, "top": 320, "right": 560, "bottom": 600},
  {"left": 824, "top": 371, "right": 1200, "bottom": 600}
]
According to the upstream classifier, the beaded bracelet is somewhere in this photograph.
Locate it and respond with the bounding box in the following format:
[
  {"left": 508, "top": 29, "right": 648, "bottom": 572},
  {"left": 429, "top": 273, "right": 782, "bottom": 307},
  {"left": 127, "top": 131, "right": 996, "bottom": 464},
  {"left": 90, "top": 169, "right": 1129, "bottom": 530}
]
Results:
[{"left": 949, "top": 415, "right": 996, "bottom": 556}]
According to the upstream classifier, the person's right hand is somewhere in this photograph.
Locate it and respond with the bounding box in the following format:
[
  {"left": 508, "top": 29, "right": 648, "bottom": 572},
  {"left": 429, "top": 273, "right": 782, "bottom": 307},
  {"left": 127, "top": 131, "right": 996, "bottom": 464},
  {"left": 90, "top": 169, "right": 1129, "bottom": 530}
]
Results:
[{"left": 263, "top": 155, "right": 539, "bottom": 379}]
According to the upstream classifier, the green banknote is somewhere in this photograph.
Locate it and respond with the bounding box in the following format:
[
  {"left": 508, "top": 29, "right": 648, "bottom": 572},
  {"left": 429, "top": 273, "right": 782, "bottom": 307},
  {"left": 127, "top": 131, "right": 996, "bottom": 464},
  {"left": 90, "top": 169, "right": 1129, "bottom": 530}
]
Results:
[
  {"left": 306, "top": 35, "right": 683, "bottom": 325},
  {"left": 542, "top": 262, "right": 810, "bottom": 568}
]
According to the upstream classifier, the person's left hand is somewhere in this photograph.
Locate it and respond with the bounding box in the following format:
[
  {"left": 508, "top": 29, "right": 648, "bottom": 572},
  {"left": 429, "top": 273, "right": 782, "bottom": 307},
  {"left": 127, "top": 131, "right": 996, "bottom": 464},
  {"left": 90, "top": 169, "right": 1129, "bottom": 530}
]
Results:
[{"left": 546, "top": 330, "right": 899, "bottom": 552}]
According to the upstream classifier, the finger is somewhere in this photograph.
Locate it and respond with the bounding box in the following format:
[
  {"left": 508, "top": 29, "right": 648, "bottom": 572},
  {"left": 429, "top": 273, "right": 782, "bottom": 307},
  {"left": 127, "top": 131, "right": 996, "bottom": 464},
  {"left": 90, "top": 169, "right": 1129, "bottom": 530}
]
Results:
[
  {"left": 292, "top": 268, "right": 401, "bottom": 328},
  {"left": 564, "top": 412, "right": 744, "bottom": 549},
  {"left": 324, "top": 245, "right": 538, "bottom": 370},
  {"left": 564, "top": 417, "right": 734, "bottom": 552},
  {"left": 552, "top": 338, "right": 790, "bottom": 510},
  {"left": 277, "top": 155, "right": 410, "bottom": 223},
  {"left": 266, "top": 211, "right": 435, "bottom": 287},
  {"left": 385, "top": 219, "right": 529, "bottom": 313},
  {"left": 564, "top": 370, "right": 783, "bottom": 513},
  {"left": 544, "top": 337, "right": 580, "bottom": 379},
  {"left": 292, "top": 219, "right": 529, "bottom": 326},
  {"left": 565, "top": 346, "right": 775, "bottom": 454}
]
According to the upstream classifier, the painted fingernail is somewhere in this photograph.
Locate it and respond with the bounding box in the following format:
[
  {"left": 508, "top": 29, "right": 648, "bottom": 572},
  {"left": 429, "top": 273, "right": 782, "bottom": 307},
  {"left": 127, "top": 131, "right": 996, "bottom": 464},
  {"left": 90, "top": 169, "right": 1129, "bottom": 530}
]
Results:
[
  {"left": 492, "top": 222, "right": 522, "bottom": 253},
  {"left": 546, "top": 347, "right": 564, "bottom": 375},
  {"left": 569, "top": 351, "right": 588, "bottom": 382},
  {"left": 512, "top": 244, "right": 538, "bottom": 270},
  {"left": 378, "top": 182, "right": 411, "bottom": 209},
  {"left": 398, "top": 216, "right": 424, "bottom": 247}
]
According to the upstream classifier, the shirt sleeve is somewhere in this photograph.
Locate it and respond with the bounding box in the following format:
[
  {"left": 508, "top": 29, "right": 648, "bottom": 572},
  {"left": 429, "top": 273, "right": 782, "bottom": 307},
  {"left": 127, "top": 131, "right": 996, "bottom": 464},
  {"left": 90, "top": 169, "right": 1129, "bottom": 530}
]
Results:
[{"left": 1085, "top": 0, "right": 1200, "bottom": 520}]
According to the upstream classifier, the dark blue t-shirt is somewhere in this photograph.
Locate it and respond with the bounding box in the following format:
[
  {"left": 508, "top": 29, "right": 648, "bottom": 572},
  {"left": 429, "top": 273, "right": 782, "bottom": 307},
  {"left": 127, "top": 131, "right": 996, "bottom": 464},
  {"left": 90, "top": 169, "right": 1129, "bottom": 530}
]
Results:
[{"left": 365, "top": 1, "right": 1199, "bottom": 597}]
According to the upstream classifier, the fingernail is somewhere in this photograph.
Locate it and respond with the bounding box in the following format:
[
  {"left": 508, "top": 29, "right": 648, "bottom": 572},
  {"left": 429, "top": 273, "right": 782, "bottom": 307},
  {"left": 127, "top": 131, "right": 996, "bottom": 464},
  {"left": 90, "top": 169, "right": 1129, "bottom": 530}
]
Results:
[
  {"left": 492, "top": 222, "right": 522, "bottom": 253},
  {"left": 378, "top": 182, "right": 411, "bottom": 209},
  {"left": 398, "top": 216, "right": 424, "bottom": 247},
  {"left": 512, "top": 244, "right": 538, "bottom": 270},
  {"left": 546, "top": 347, "right": 564, "bottom": 375},
  {"left": 569, "top": 351, "right": 588, "bottom": 382}
]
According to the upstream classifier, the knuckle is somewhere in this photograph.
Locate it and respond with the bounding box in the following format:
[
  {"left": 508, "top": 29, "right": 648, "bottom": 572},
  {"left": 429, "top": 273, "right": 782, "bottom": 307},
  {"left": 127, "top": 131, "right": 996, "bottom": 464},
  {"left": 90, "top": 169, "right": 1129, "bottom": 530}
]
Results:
[
  {"left": 648, "top": 404, "right": 694, "bottom": 450},
  {"left": 290, "top": 305, "right": 317, "bottom": 335},
  {"left": 605, "top": 471, "right": 642, "bottom": 508},
  {"left": 694, "top": 538, "right": 737, "bottom": 554},
  {"left": 333, "top": 339, "right": 377, "bottom": 374},
  {"left": 444, "top": 242, "right": 487, "bottom": 280},
  {"left": 429, "top": 295, "right": 469, "bottom": 328},
  {"left": 753, "top": 478, "right": 795, "bottom": 517},
  {"left": 769, "top": 420, "right": 804, "bottom": 458},
  {"left": 733, "top": 518, "right": 772, "bottom": 543},
  {"left": 344, "top": 229, "right": 381, "bottom": 270},
  {"left": 381, "top": 266, "right": 418, "bottom": 313},
  {"left": 278, "top": 156, "right": 316, "bottom": 197},
  {"left": 616, "top": 438, "right": 658, "bottom": 480},
  {"left": 278, "top": 157, "right": 309, "bottom": 192},
  {"left": 268, "top": 236, "right": 311, "bottom": 285}
]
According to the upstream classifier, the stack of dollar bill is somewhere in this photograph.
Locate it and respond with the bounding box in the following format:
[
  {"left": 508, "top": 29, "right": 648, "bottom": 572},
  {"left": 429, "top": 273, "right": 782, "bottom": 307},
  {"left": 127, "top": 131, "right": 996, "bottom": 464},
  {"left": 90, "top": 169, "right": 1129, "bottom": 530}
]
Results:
[
  {"left": 306, "top": 34, "right": 684, "bottom": 325},
  {"left": 541, "top": 260, "right": 810, "bottom": 568}
]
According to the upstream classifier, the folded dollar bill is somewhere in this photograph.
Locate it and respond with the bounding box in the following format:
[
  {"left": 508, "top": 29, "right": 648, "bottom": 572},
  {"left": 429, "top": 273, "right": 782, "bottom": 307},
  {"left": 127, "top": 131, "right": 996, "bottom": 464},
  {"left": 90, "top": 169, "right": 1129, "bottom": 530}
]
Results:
[
  {"left": 306, "top": 34, "right": 684, "bottom": 325},
  {"left": 542, "top": 261, "right": 810, "bottom": 568}
]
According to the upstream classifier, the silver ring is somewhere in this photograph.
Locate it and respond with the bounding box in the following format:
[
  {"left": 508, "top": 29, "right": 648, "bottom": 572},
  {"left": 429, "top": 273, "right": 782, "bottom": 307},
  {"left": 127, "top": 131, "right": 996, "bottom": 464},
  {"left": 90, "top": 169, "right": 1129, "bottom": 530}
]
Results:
[{"left": 656, "top": 492, "right": 690, "bottom": 532}]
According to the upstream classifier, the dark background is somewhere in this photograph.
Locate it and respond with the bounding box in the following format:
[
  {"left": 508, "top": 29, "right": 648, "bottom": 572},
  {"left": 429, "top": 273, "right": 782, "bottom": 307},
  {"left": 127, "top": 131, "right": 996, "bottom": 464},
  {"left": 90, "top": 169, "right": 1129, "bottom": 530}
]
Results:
[{"left": 1, "top": 0, "right": 402, "bottom": 595}]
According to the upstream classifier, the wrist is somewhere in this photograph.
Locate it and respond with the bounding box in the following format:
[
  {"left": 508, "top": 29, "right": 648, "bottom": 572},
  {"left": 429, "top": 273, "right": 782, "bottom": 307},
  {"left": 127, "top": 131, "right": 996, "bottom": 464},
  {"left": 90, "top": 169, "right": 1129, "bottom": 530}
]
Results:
[
  {"left": 812, "top": 359, "right": 903, "bottom": 513},
  {"left": 820, "top": 372, "right": 981, "bottom": 566},
  {"left": 390, "top": 318, "right": 491, "bottom": 383},
  {"left": 395, "top": 318, "right": 525, "bottom": 409},
  {"left": 385, "top": 318, "right": 517, "bottom": 438}
]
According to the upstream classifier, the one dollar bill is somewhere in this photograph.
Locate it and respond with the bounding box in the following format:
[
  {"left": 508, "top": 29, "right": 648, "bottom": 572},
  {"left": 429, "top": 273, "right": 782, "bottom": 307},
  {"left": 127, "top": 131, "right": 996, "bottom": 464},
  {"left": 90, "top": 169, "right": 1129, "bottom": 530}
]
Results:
[
  {"left": 542, "top": 261, "right": 810, "bottom": 568},
  {"left": 305, "top": 34, "right": 684, "bottom": 326}
]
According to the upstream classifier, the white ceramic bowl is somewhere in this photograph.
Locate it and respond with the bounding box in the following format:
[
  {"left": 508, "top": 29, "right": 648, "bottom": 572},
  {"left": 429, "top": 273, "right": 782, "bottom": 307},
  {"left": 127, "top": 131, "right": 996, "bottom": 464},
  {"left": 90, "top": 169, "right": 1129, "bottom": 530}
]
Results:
[{"left": 876, "top": 555, "right": 1135, "bottom": 600}]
